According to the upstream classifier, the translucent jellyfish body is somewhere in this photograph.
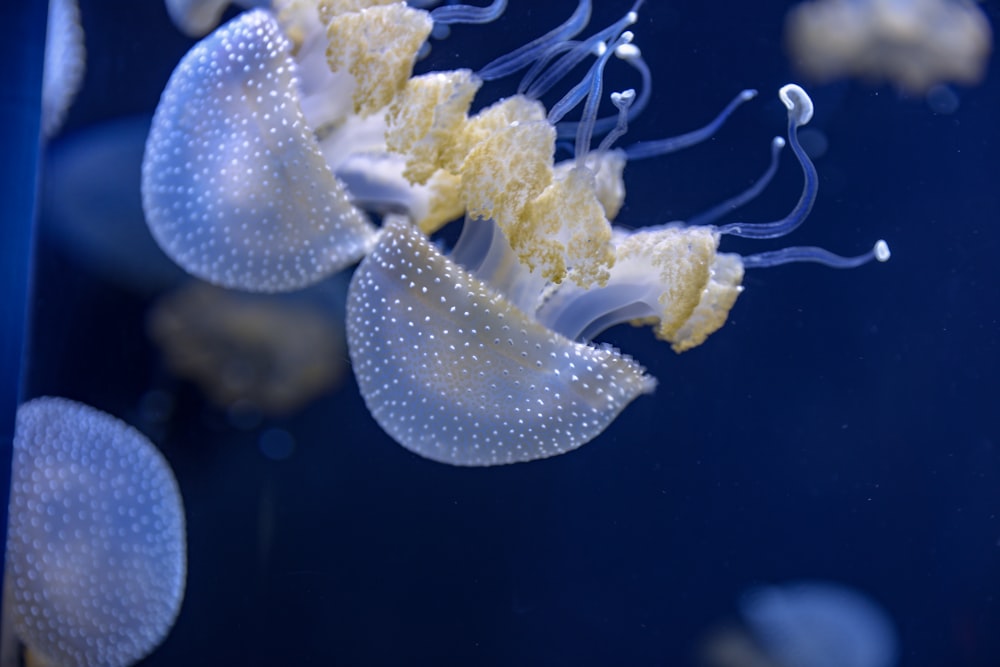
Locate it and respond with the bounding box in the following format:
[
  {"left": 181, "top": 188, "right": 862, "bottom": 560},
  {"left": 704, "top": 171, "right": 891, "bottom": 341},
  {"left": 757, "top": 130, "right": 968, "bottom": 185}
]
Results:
[
  {"left": 142, "top": 9, "right": 378, "bottom": 292},
  {"left": 165, "top": 0, "right": 270, "bottom": 37},
  {"left": 741, "top": 581, "right": 899, "bottom": 667},
  {"left": 42, "top": 0, "right": 85, "bottom": 137},
  {"left": 42, "top": 115, "right": 187, "bottom": 294},
  {"left": 4, "top": 397, "right": 187, "bottom": 667},
  {"left": 144, "top": 1, "right": 890, "bottom": 465},
  {"left": 348, "top": 216, "right": 657, "bottom": 465}
]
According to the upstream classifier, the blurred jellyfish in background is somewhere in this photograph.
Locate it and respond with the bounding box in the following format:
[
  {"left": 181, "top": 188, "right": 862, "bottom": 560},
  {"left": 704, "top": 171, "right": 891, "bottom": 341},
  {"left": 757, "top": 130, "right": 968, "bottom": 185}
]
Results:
[
  {"left": 2, "top": 397, "right": 187, "bottom": 667},
  {"left": 699, "top": 580, "right": 899, "bottom": 667},
  {"left": 785, "top": 0, "right": 993, "bottom": 94},
  {"left": 165, "top": 0, "right": 272, "bottom": 36},
  {"left": 42, "top": 0, "right": 85, "bottom": 138},
  {"left": 741, "top": 581, "right": 899, "bottom": 667},
  {"left": 41, "top": 115, "right": 188, "bottom": 295},
  {"left": 147, "top": 279, "right": 349, "bottom": 419}
]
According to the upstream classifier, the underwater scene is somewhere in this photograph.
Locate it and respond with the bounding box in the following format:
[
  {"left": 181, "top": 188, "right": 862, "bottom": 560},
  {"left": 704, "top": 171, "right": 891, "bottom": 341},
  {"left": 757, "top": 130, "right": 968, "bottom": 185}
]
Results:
[{"left": 2, "top": 0, "right": 1000, "bottom": 665}]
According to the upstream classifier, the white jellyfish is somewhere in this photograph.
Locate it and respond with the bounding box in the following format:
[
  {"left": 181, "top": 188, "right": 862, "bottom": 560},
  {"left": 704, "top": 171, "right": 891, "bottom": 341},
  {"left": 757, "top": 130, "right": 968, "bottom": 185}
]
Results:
[
  {"left": 739, "top": 581, "right": 899, "bottom": 667},
  {"left": 144, "top": 1, "right": 890, "bottom": 465},
  {"left": 42, "top": 0, "right": 85, "bottom": 137},
  {"left": 41, "top": 115, "right": 187, "bottom": 294},
  {"left": 3, "top": 397, "right": 187, "bottom": 667},
  {"left": 142, "top": 8, "right": 380, "bottom": 292},
  {"left": 785, "top": 0, "right": 993, "bottom": 93},
  {"left": 164, "top": 0, "right": 271, "bottom": 37}
]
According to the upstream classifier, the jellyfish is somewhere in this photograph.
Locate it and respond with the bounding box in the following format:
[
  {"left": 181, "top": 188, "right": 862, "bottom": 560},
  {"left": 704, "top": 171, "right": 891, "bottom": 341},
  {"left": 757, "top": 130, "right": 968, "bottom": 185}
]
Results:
[
  {"left": 142, "top": 7, "right": 379, "bottom": 293},
  {"left": 739, "top": 581, "right": 899, "bottom": 667},
  {"left": 784, "top": 0, "right": 993, "bottom": 93},
  {"left": 147, "top": 278, "right": 348, "bottom": 416},
  {"left": 345, "top": 76, "right": 888, "bottom": 464},
  {"left": 3, "top": 397, "right": 186, "bottom": 667},
  {"left": 165, "top": 0, "right": 271, "bottom": 36},
  {"left": 41, "top": 115, "right": 187, "bottom": 294},
  {"left": 42, "top": 0, "right": 85, "bottom": 137},
  {"left": 143, "top": 1, "right": 890, "bottom": 465}
]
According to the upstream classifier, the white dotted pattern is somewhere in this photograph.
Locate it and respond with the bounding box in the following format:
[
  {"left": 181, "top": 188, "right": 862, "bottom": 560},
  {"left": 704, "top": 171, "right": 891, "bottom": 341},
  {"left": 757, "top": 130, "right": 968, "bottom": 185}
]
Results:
[
  {"left": 141, "top": 9, "right": 376, "bottom": 293},
  {"left": 347, "top": 217, "right": 657, "bottom": 466},
  {"left": 7, "top": 397, "right": 186, "bottom": 667}
]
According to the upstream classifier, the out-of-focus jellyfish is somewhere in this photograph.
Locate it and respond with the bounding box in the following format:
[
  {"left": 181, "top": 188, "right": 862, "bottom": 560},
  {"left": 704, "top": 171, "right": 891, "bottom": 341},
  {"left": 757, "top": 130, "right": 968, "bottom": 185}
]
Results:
[
  {"left": 147, "top": 279, "right": 348, "bottom": 416},
  {"left": 3, "top": 397, "right": 186, "bottom": 667},
  {"left": 42, "top": 0, "right": 85, "bottom": 137},
  {"left": 165, "top": 0, "right": 272, "bottom": 37},
  {"left": 785, "top": 0, "right": 993, "bottom": 93},
  {"left": 738, "top": 581, "right": 899, "bottom": 667},
  {"left": 41, "top": 115, "right": 187, "bottom": 294},
  {"left": 143, "top": 1, "right": 890, "bottom": 465}
]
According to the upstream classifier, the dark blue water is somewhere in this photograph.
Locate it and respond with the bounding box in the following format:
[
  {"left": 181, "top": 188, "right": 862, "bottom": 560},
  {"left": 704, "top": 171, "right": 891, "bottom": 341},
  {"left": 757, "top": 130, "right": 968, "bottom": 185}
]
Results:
[{"left": 15, "top": 0, "right": 1000, "bottom": 665}]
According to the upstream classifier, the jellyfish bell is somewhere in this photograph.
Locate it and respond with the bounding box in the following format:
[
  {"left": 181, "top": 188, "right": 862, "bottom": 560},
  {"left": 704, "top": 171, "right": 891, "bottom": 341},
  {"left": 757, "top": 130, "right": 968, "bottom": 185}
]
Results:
[
  {"left": 3, "top": 397, "right": 187, "bottom": 667},
  {"left": 142, "top": 8, "right": 380, "bottom": 293},
  {"left": 43, "top": 0, "right": 85, "bottom": 138},
  {"left": 740, "top": 581, "right": 899, "bottom": 667},
  {"left": 348, "top": 215, "right": 658, "bottom": 466},
  {"left": 42, "top": 115, "right": 188, "bottom": 295},
  {"left": 164, "top": 0, "right": 271, "bottom": 37}
]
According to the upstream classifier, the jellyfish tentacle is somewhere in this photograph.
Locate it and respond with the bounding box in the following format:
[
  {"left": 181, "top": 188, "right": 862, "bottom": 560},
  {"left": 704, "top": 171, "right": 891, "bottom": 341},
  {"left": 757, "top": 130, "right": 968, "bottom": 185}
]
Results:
[
  {"left": 688, "top": 136, "right": 786, "bottom": 227},
  {"left": 557, "top": 42, "right": 651, "bottom": 140},
  {"left": 523, "top": 6, "right": 639, "bottom": 101},
  {"left": 742, "top": 240, "right": 892, "bottom": 269},
  {"left": 573, "top": 33, "right": 633, "bottom": 160},
  {"left": 624, "top": 88, "right": 758, "bottom": 160},
  {"left": 596, "top": 88, "right": 637, "bottom": 153},
  {"left": 477, "top": 0, "right": 592, "bottom": 81},
  {"left": 517, "top": 39, "right": 577, "bottom": 97},
  {"left": 545, "top": 27, "right": 633, "bottom": 141},
  {"left": 716, "top": 84, "right": 818, "bottom": 239},
  {"left": 430, "top": 0, "right": 507, "bottom": 25}
]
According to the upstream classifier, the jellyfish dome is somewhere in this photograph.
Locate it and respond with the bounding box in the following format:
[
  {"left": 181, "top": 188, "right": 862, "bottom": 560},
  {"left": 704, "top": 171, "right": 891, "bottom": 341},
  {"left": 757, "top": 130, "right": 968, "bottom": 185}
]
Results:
[
  {"left": 740, "top": 581, "right": 899, "bottom": 667},
  {"left": 4, "top": 397, "right": 187, "bottom": 667},
  {"left": 42, "top": 0, "right": 85, "bottom": 138}
]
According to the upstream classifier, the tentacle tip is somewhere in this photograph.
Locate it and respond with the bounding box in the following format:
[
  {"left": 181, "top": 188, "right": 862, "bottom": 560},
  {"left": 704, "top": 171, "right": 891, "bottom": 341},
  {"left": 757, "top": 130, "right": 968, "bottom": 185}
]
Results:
[
  {"left": 615, "top": 43, "right": 640, "bottom": 61},
  {"left": 611, "top": 88, "right": 636, "bottom": 106},
  {"left": 772, "top": 136, "right": 787, "bottom": 149},
  {"left": 741, "top": 89, "right": 759, "bottom": 101},
  {"left": 779, "top": 83, "right": 814, "bottom": 126},
  {"left": 874, "top": 239, "right": 891, "bottom": 262}
]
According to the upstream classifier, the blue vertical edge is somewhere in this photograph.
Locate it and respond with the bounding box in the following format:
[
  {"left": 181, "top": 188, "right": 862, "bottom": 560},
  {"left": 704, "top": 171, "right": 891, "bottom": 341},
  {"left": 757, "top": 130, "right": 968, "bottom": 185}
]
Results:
[{"left": 0, "top": 0, "right": 47, "bottom": 650}]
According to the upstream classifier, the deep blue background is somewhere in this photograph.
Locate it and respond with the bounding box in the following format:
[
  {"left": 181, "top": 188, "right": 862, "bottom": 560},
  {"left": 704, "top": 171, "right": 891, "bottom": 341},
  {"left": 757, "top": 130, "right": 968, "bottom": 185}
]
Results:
[{"left": 24, "top": 0, "right": 1000, "bottom": 665}]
